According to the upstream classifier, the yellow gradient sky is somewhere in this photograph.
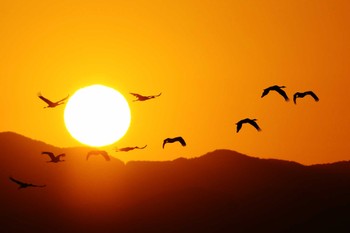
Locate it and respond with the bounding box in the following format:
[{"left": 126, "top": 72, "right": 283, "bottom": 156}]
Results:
[{"left": 0, "top": 0, "right": 349, "bottom": 164}]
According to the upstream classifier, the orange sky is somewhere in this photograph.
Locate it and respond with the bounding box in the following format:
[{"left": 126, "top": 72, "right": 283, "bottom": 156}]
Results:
[{"left": 0, "top": 0, "right": 349, "bottom": 164}]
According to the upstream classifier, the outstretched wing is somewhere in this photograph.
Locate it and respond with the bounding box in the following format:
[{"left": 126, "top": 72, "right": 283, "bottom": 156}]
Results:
[
  {"left": 261, "top": 88, "right": 270, "bottom": 98},
  {"left": 57, "top": 95, "right": 69, "bottom": 104},
  {"left": 306, "top": 91, "right": 319, "bottom": 102},
  {"left": 38, "top": 93, "right": 54, "bottom": 105},
  {"left": 9, "top": 176, "right": 25, "bottom": 186},
  {"left": 137, "top": 145, "right": 147, "bottom": 149},
  {"left": 275, "top": 88, "right": 289, "bottom": 101},
  {"left": 236, "top": 122, "right": 243, "bottom": 133},
  {"left": 249, "top": 121, "right": 261, "bottom": 131},
  {"left": 176, "top": 137, "right": 186, "bottom": 146},
  {"left": 99, "top": 151, "right": 110, "bottom": 161},
  {"left": 130, "top": 93, "right": 145, "bottom": 98},
  {"left": 86, "top": 151, "right": 93, "bottom": 160},
  {"left": 162, "top": 139, "right": 167, "bottom": 149},
  {"left": 57, "top": 153, "right": 66, "bottom": 159},
  {"left": 42, "top": 151, "right": 55, "bottom": 160},
  {"left": 151, "top": 93, "right": 162, "bottom": 98},
  {"left": 87, "top": 150, "right": 110, "bottom": 161},
  {"left": 293, "top": 93, "right": 298, "bottom": 104},
  {"left": 86, "top": 150, "right": 98, "bottom": 160}
]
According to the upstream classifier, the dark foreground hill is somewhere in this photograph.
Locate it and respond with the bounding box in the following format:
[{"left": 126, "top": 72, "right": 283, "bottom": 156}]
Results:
[{"left": 0, "top": 132, "right": 349, "bottom": 233}]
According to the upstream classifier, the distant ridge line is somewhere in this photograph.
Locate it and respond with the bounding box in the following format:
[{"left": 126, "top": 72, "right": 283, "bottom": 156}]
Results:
[{"left": 1, "top": 131, "right": 349, "bottom": 167}]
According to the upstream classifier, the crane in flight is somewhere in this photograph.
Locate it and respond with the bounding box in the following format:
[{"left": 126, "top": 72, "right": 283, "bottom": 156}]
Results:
[
  {"left": 116, "top": 145, "right": 147, "bottom": 152},
  {"left": 38, "top": 92, "right": 69, "bottom": 108},
  {"left": 130, "top": 92, "right": 162, "bottom": 101},
  {"left": 9, "top": 177, "right": 46, "bottom": 189},
  {"left": 293, "top": 91, "right": 319, "bottom": 104},
  {"left": 42, "top": 151, "right": 66, "bottom": 163},
  {"left": 86, "top": 150, "right": 111, "bottom": 161},
  {"left": 236, "top": 118, "right": 261, "bottom": 133},
  {"left": 163, "top": 137, "right": 186, "bottom": 149},
  {"left": 261, "top": 85, "right": 289, "bottom": 101}
]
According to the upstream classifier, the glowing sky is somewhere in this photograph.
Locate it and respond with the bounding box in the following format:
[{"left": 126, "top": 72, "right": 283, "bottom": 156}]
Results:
[{"left": 0, "top": 0, "right": 349, "bottom": 164}]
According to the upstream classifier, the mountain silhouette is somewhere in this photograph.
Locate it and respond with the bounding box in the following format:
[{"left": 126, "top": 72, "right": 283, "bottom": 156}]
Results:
[{"left": 0, "top": 132, "right": 349, "bottom": 233}]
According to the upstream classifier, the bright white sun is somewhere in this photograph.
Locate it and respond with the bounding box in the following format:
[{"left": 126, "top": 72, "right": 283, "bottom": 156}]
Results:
[{"left": 64, "top": 84, "right": 131, "bottom": 147}]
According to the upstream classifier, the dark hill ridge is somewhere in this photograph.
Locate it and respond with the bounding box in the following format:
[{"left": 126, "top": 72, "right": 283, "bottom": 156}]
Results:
[
  {"left": 0, "top": 132, "right": 350, "bottom": 233},
  {"left": 0, "top": 131, "right": 64, "bottom": 148}
]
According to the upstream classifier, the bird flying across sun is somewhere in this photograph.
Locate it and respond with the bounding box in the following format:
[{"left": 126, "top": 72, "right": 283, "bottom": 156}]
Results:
[
  {"left": 236, "top": 118, "right": 261, "bottom": 133},
  {"left": 130, "top": 92, "right": 162, "bottom": 101},
  {"left": 115, "top": 145, "right": 147, "bottom": 152},
  {"left": 293, "top": 91, "right": 319, "bottom": 104},
  {"left": 261, "top": 85, "right": 289, "bottom": 101},
  {"left": 42, "top": 151, "right": 66, "bottom": 163},
  {"left": 86, "top": 150, "right": 111, "bottom": 161},
  {"left": 163, "top": 137, "right": 186, "bottom": 149},
  {"left": 38, "top": 92, "right": 69, "bottom": 108},
  {"left": 9, "top": 177, "right": 46, "bottom": 189}
]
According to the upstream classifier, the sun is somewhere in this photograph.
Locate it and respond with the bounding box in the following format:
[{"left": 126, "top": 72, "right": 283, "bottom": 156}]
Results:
[{"left": 64, "top": 84, "right": 131, "bottom": 147}]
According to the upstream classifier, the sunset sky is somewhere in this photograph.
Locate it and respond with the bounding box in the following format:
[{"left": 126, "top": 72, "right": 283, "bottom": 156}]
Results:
[{"left": 0, "top": 0, "right": 349, "bottom": 164}]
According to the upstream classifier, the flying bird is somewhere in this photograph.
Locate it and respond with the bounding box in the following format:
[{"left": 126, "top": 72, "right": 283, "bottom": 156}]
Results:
[
  {"left": 86, "top": 150, "right": 111, "bottom": 161},
  {"left": 293, "top": 91, "right": 319, "bottom": 104},
  {"left": 130, "top": 92, "right": 162, "bottom": 101},
  {"left": 38, "top": 92, "right": 69, "bottom": 108},
  {"left": 9, "top": 177, "right": 46, "bottom": 189},
  {"left": 163, "top": 137, "right": 186, "bottom": 149},
  {"left": 116, "top": 145, "right": 147, "bottom": 152},
  {"left": 236, "top": 118, "right": 261, "bottom": 133},
  {"left": 42, "top": 151, "right": 66, "bottom": 163},
  {"left": 261, "top": 85, "right": 289, "bottom": 101}
]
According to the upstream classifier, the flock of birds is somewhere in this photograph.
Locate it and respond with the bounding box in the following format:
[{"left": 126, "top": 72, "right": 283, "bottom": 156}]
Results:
[
  {"left": 9, "top": 85, "right": 318, "bottom": 189},
  {"left": 236, "top": 85, "right": 319, "bottom": 132},
  {"left": 9, "top": 91, "right": 178, "bottom": 189}
]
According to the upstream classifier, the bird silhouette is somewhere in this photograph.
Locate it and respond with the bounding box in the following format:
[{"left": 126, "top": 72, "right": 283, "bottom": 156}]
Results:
[
  {"left": 38, "top": 92, "right": 69, "bottom": 108},
  {"left": 130, "top": 92, "right": 162, "bottom": 101},
  {"left": 116, "top": 145, "right": 147, "bottom": 152},
  {"left": 42, "top": 151, "right": 66, "bottom": 163},
  {"left": 293, "top": 91, "right": 319, "bottom": 104},
  {"left": 163, "top": 137, "right": 186, "bottom": 149},
  {"left": 86, "top": 150, "right": 111, "bottom": 161},
  {"left": 261, "top": 85, "right": 289, "bottom": 101},
  {"left": 9, "top": 177, "right": 46, "bottom": 189},
  {"left": 236, "top": 118, "right": 261, "bottom": 133}
]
